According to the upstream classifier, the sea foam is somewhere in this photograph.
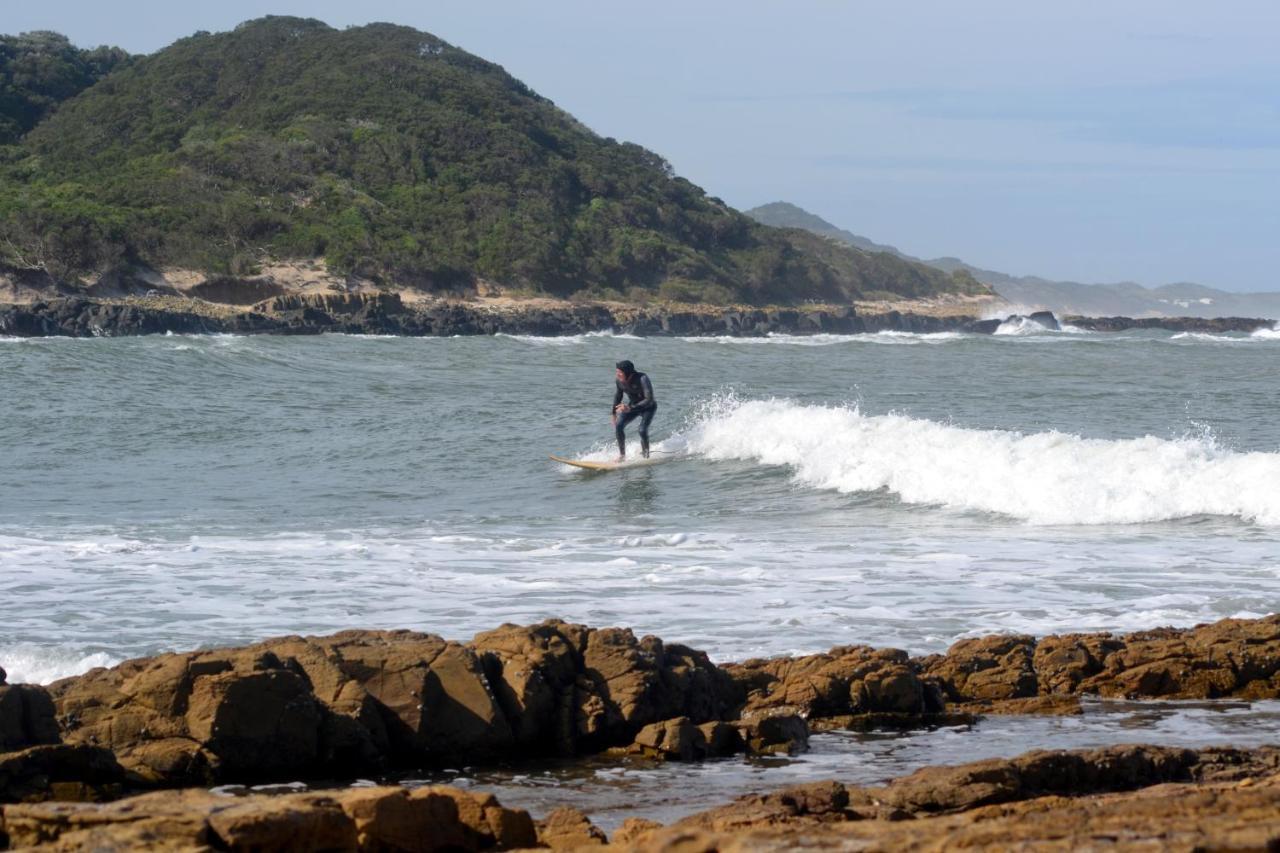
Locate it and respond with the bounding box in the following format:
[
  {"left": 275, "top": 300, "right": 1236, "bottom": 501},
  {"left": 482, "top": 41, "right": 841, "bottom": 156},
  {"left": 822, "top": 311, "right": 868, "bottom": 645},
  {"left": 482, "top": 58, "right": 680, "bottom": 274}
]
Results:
[
  {"left": 0, "top": 644, "right": 119, "bottom": 685},
  {"left": 685, "top": 398, "right": 1280, "bottom": 525}
]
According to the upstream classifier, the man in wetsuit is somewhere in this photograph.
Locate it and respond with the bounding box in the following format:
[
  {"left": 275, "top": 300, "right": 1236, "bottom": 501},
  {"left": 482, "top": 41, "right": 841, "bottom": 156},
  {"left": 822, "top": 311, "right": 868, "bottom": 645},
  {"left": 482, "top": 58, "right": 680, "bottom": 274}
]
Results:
[{"left": 612, "top": 360, "right": 657, "bottom": 460}]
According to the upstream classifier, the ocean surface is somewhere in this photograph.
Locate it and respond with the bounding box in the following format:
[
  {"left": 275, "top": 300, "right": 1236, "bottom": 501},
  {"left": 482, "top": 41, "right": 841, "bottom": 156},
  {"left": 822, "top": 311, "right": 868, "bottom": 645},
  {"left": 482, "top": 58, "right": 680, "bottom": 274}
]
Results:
[{"left": 3, "top": 321, "right": 1279, "bottom": 811}]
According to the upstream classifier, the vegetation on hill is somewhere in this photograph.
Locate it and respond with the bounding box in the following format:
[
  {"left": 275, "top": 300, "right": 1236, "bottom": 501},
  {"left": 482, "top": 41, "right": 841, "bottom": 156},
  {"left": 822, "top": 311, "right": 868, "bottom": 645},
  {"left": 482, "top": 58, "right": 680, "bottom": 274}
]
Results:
[
  {"left": 0, "top": 18, "right": 986, "bottom": 303},
  {"left": 0, "top": 32, "right": 130, "bottom": 145}
]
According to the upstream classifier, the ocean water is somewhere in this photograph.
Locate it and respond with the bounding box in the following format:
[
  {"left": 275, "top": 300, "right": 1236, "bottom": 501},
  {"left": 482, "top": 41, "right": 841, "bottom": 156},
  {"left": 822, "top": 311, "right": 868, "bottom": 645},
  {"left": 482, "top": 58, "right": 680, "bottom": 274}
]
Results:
[{"left": 2, "top": 324, "right": 1279, "bottom": 686}]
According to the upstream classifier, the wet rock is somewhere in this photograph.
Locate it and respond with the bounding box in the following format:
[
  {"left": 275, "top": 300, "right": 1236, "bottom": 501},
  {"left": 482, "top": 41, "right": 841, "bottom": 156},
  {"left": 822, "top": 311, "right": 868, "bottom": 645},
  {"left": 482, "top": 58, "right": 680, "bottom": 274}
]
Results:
[
  {"left": 678, "top": 780, "right": 851, "bottom": 833},
  {"left": 697, "top": 721, "right": 742, "bottom": 757},
  {"left": 627, "top": 772, "right": 1280, "bottom": 851},
  {"left": 735, "top": 712, "right": 809, "bottom": 755},
  {"left": 0, "top": 744, "right": 125, "bottom": 803},
  {"left": 964, "top": 318, "right": 1003, "bottom": 334},
  {"left": 1067, "top": 315, "right": 1275, "bottom": 333},
  {"left": 26, "top": 615, "right": 1280, "bottom": 793},
  {"left": 1028, "top": 310, "right": 1060, "bottom": 330},
  {"left": 874, "top": 744, "right": 1200, "bottom": 814},
  {"left": 1, "top": 784, "right": 536, "bottom": 852},
  {"left": 0, "top": 684, "right": 61, "bottom": 752},
  {"left": 536, "top": 805, "right": 608, "bottom": 848},
  {"left": 627, "top": 717, "right": 707, "bottom": 761}
]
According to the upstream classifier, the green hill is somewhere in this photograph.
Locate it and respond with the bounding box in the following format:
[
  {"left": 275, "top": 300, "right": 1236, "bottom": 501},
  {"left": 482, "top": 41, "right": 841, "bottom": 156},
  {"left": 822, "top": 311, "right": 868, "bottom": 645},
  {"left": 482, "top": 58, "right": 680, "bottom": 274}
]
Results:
[
  {"left": 0, "top": 17, "right": 986, "bottom": 304},
  {"left": 0, "top": 31, "right": 131, "bottom": 145}
]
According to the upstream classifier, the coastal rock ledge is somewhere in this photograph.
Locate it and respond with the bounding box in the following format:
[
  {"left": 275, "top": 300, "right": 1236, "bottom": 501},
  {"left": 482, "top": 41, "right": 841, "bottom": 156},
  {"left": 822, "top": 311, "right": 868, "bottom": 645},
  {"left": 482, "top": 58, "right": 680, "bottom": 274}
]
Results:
[
  {"left": 2, "top": 294, "right": 1273, "bottom": 337},
  {"left": 0, "top": 615, "right": 1277, "bottom": 799},
  {"left": 2, "top": 744, "right": 1278, "bottom": 850}
]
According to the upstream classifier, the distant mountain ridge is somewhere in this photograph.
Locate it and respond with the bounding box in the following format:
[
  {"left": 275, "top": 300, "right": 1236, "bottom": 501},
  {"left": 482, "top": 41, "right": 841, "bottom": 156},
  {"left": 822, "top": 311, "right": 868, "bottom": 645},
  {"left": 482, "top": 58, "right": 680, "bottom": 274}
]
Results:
[
  {"left": 747, "top": 202, "right": 1280, "bottom": 319},
  {"left": 0, "top": 18, "right": 986, "bottom": 306}
]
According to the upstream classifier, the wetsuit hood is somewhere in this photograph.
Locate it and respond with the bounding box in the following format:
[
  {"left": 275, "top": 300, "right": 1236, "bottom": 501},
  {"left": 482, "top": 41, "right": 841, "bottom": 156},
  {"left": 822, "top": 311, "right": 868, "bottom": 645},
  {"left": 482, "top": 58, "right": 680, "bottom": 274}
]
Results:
[{"left": 615, "top": 360, "right": 635, "bottom": 377}]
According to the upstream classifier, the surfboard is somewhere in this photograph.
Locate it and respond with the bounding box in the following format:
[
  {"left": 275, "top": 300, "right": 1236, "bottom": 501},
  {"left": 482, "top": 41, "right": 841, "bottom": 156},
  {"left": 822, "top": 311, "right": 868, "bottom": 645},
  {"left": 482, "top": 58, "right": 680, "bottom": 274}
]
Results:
[{"left": 550, "top": 453, "right": 670, "bottom": 471}]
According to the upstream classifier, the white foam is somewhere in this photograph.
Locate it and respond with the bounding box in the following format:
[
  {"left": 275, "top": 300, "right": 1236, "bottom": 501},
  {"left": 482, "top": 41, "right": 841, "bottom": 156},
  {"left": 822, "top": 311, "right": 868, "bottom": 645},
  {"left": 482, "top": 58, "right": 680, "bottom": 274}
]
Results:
[
  {"left": 0, "top": 644, "right": 120, "bottom": 685},
  {"left": 1251, "top": 324, "right": 1280, "bottom": 340},
  {"left": 684, "top": 398, "right": 1280, "bottom": 526},
  {"left": 679, "top": 331, "right": 966, "bottom": 345},
  {"left": 994, "top": 316, "right": 1056, "bottom": 336},
  {"left": 496, "top": 330, "right": 641, "bottom": 345}
]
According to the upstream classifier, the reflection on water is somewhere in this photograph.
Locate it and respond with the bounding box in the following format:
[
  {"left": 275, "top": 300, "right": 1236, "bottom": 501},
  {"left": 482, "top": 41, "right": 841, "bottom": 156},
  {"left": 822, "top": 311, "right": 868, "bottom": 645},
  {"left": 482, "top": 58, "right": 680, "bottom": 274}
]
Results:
[
  {"left": 403, "top": 698, "right": 1280, "bottom": 831},
  {"left": 614, "top": 470, "right": 661, "bottom": 519}
]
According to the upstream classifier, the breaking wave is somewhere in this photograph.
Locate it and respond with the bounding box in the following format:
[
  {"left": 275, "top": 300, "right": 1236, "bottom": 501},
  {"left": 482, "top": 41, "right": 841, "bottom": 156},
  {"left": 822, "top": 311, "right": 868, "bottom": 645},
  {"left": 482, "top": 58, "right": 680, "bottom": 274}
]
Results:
[{"left": 684, "top": 398, "right": 1280, "bottom": 525}]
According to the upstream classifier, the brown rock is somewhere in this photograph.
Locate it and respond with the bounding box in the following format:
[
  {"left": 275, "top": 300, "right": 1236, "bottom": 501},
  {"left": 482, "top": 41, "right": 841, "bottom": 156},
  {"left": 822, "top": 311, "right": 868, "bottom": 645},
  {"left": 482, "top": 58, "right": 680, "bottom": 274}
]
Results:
[
  {"left": 952, "top": 695, "right": 1083, "bottom": 716},
  {"left": 612, "top": 816, "right": 663, "bottom": 844},
  {"left": 735, "top": 712, "right": 809, "bottom": 755},
  {"left": 623, "top": 777, "right": 1280, "bottom": 851},
  {"left": 1, "top": 783, "right": 539, "bottom": 852},
  {"left": 309, "top": 631, "right": 514, "bottom": 758},
  {"left": 1031, "top": 616, "right": 1280, "bottom": 701},
  {"left": 472, "top": 622, "right": 582, "bottom": 751},
  {"left": 696, "top": 721, "right": 742, "bottom": 757},
  {"left": 437, "top": 785, "right": 538, "bottom": 849},
  {"left": 206, "top": 794, "right": 356, "bottom": 852},
  {"left": 475, "top": 620, "right": 734, "bottom": 754},
  {"left": 537, "top": 805, "right": 608, "bottom": 848},
  {"left": 1032, "top": 633, "right": 1120, "bottom": 694},
  {"left": 919, "top": 634, "right": 1038, "bottom": 702},
  {"left": 0, "top": 789, "right": 220, "bottom": 851},
  {"left": 874, "top": 744, "right": 1199, "bottom": 814},
  {"left": 678, "top": 780, "right": 851, "bottom": 833},
  {"left": 338, "top": 786, "right": 467, "bottom": 851},
  {"left": 725, "top": 645, "right": 939, "bottom": 721},
  {"left": 629, "top": 717, "right": 707, "bottom": 761},
  {"left": 184, "top": 668, "right": 322, "bottom": 777}
]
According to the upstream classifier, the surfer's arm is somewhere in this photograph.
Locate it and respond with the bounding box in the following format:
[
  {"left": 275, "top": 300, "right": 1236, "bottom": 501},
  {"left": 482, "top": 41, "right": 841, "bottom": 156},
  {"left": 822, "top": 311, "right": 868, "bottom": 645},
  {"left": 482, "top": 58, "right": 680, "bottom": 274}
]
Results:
[{"left": 612, "top": 384, "right": 624, "bottom": 414}]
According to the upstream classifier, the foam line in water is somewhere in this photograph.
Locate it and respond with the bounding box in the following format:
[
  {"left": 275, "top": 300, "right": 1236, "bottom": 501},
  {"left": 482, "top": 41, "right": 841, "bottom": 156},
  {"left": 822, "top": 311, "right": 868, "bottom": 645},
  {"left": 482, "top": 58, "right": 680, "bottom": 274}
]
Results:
[
  {"left": 678, "top": 331, "right": 966, "bottom": 346},
  {"left": 496, "top": 330, "right": 642, "bottom": 345},
  {"left": 683, "top": 398, "right": 1280, "bottom": 525}
]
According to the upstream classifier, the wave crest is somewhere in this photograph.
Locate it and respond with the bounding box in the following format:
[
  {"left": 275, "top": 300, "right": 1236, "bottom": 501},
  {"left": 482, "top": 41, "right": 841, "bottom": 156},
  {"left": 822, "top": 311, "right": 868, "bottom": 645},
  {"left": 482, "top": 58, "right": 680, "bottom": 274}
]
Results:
[{"left": 684, "top": 399, "right": 1280, "bottom": 525}]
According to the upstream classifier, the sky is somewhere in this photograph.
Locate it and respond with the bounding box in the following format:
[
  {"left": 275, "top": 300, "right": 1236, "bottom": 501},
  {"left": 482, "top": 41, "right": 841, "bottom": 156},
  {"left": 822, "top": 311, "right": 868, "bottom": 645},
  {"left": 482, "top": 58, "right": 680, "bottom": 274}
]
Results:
[{"left": 5, "top": 1, "right": 1280, "bottom": 291}]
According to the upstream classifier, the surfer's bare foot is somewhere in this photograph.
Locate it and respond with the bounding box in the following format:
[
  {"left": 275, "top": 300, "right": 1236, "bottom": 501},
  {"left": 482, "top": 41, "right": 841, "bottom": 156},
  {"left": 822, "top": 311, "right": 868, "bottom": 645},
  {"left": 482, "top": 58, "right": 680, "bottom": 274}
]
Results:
[{"left": 615, "top": 455, "right": 625, "bottom": 462}]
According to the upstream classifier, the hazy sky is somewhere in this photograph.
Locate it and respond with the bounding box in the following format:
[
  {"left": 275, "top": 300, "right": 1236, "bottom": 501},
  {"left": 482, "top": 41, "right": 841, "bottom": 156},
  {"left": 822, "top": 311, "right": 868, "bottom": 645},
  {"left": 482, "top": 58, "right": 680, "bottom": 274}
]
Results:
[{"left": 6, "top": 1, "right": 1280, "bottom": 291}]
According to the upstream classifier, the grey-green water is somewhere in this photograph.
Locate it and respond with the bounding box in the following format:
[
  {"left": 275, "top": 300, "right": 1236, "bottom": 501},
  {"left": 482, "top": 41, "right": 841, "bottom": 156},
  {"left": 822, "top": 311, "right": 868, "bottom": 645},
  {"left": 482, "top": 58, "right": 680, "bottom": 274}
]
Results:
[
  {"left": 2, "top": 327, "right": 1278, "bottom": 683},
  {"left": 4, "top": 324, "right": 1279, "bottom": 823}
]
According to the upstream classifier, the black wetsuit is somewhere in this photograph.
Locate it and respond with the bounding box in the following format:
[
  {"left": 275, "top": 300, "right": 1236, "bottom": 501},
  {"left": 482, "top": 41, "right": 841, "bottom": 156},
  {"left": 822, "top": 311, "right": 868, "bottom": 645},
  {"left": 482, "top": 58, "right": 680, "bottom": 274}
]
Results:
[{"left": 613, "top": 371, "right": 657, "bottom": 457}]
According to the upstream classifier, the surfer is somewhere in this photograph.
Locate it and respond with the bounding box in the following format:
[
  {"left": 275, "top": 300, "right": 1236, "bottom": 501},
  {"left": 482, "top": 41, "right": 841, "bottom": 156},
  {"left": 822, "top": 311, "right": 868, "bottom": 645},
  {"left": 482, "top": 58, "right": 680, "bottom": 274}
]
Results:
[{"left": 612, "top": 360, "right": 656, "bottom": 460}]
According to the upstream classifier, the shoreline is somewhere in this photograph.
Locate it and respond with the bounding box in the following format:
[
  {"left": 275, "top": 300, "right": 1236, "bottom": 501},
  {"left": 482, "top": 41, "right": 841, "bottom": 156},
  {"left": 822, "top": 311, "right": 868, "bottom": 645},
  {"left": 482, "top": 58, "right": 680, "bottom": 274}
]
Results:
[
  {"left": 2, "top": 614, "right": 1278, "bottom": 848},
  {"left": 3, "top": 615, "right": 1277, "bottom": 786},
  {"left": 0, "top": 293, "right": 1275, "bottom": 338}
]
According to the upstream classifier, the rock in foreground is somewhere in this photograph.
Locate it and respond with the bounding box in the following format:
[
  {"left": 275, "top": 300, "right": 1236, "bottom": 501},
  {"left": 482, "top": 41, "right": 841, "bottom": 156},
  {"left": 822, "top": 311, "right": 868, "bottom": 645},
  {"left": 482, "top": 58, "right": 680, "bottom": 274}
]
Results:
[
  {"left": 3, "top": 744, "right": 1279, "bottom": 851},
  {"left": 0, "top": 615, "right": 1277, "bottom": 796}
]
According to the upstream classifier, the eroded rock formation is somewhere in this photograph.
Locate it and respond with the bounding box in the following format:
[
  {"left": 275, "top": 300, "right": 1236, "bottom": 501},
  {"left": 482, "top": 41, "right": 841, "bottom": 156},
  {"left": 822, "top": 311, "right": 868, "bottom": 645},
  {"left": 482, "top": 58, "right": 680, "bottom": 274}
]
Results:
[{"left": 0, "top": 615, "right": 1277, "bottom": 799}]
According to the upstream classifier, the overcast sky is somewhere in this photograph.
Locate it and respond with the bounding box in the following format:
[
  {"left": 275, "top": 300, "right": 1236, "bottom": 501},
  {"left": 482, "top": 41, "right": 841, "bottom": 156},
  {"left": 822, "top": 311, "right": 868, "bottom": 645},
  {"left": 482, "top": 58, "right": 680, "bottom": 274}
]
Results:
[{"left": 6, "top": 1, "right": 1280, "bottom": 291}]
